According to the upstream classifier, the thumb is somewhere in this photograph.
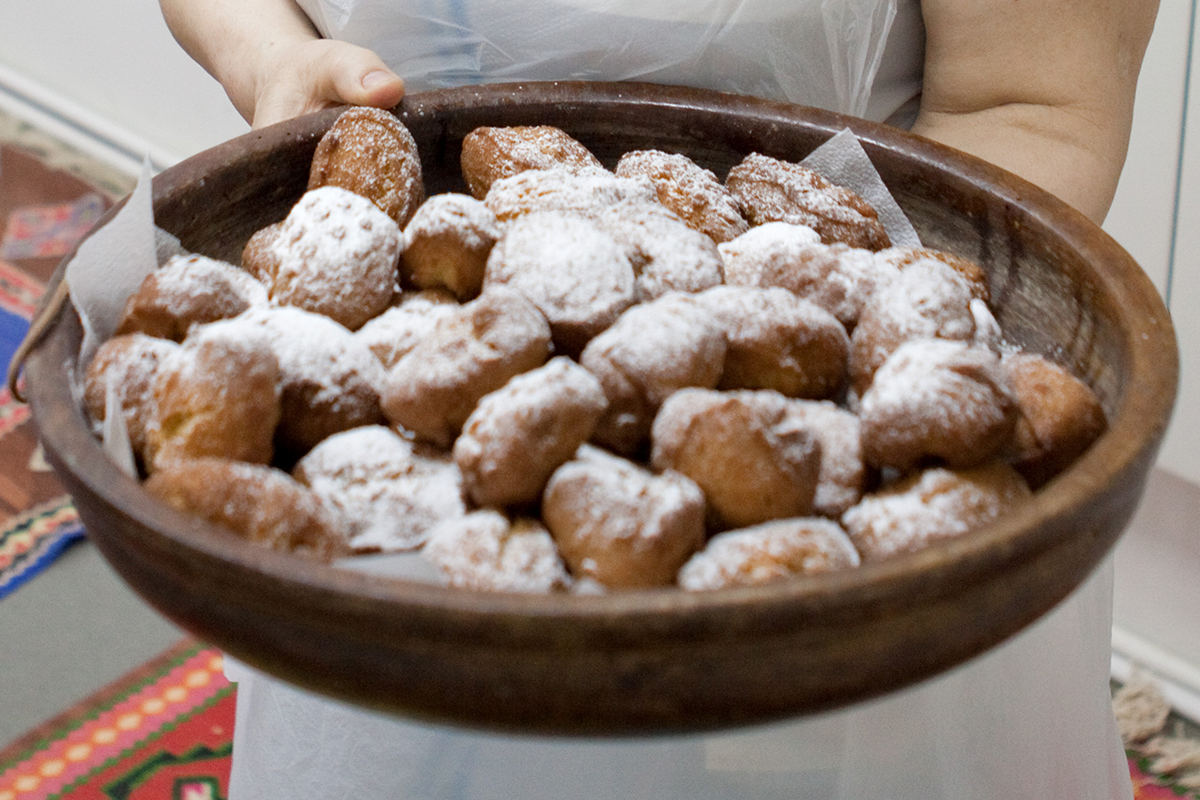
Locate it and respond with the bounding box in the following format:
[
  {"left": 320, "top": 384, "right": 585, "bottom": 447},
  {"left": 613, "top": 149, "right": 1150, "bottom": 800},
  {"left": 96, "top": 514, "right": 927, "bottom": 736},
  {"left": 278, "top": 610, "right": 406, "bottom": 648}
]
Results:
[{"left": 317, "top": 43, "right": 406, "bottom": 109}]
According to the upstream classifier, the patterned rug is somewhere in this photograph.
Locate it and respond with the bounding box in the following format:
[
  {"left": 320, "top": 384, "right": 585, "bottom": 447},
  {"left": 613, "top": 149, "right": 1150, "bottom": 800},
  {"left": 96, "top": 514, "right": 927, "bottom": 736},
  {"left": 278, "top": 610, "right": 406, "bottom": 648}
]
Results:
[
  {"left": 0, "top": 639, "right": 233, "bottom": 800},
  {"left": 0, "top": 258, "right": 85, "bottom": 600}
]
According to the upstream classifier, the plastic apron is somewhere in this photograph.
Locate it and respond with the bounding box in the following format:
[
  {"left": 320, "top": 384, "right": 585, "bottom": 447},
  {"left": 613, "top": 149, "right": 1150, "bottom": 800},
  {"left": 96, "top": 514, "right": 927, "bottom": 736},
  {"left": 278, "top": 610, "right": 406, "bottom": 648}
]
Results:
[
  {"left": 224, "top": 2, "right": 1134, "bottom": 796},
  {"left": 293, "top": 0, "right": 926, "bottom": 126}
]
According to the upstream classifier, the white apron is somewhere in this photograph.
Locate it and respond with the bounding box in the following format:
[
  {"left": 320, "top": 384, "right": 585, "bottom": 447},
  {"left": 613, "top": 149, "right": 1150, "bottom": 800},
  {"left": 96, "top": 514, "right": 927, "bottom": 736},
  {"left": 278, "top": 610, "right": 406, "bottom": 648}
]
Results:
[{"left": 295, "top": 0, "right": 925, "bottom": 126}]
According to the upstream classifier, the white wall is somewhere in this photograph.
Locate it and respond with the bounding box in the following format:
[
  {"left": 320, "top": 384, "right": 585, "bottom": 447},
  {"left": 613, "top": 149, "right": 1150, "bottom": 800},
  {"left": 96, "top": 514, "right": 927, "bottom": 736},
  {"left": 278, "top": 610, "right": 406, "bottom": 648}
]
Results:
[{"left": 0, "top": 0, "right": 247, "bottom": 164}]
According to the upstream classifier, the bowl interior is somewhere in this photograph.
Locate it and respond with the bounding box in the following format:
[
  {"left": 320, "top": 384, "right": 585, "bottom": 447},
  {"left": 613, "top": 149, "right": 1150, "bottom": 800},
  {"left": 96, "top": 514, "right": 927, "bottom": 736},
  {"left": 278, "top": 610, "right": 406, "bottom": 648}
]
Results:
[{"left": 24, "top": 81, "right": 1178, "bottom": 734}]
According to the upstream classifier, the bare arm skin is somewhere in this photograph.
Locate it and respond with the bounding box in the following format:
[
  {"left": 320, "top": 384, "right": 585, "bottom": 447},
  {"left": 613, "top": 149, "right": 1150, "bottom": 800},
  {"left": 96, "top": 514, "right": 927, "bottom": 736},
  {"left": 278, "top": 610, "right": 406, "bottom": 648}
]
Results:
[
  {"left": 159, "top": 0, "right": 405, "bottom": 129},
  {"left": 913, "top": 0, "right": 1160, "bottom": 224}
]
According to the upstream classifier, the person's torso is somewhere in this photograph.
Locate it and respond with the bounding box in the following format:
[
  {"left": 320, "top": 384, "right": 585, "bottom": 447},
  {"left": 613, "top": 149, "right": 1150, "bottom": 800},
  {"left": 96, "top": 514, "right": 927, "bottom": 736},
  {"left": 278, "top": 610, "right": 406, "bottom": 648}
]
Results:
[{"left": 297, "top": 0, "right": 924, "bottom": 126}]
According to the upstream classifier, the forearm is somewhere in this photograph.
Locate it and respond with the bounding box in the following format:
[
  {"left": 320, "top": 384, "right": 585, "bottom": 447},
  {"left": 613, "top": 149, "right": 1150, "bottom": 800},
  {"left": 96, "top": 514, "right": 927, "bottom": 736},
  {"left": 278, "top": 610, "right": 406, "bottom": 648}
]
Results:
[
  {"left": 159, "top": 0, "right": 321, "bottom": 123},
  {"left": 911, "top": 101, "right": 1132, "bottom": 225},
  {"left": 914, "top": 0, "right": 1159, "bottom": 225}
]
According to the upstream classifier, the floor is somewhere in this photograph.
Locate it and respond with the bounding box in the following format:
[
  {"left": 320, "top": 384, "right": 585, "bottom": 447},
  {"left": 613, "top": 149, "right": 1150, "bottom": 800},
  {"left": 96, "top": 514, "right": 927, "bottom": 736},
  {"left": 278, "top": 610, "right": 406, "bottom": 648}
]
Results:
[{"left": 0, "top": 120, "right": 184, "bottom": 748}]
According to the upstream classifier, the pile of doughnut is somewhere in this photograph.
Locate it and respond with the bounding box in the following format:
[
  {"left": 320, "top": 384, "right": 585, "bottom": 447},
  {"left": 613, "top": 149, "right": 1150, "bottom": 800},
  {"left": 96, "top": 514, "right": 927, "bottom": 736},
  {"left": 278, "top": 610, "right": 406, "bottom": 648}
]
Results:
[{"left": 83, "top": 106, "right": 1108, "bottom": 593}]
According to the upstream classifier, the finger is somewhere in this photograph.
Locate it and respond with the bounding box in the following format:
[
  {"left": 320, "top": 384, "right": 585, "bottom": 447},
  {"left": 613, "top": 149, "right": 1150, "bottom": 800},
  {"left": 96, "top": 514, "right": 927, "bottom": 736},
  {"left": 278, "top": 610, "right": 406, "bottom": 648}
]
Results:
[{"left": 314, "top": 43, "right": 406, "bottom": 109}]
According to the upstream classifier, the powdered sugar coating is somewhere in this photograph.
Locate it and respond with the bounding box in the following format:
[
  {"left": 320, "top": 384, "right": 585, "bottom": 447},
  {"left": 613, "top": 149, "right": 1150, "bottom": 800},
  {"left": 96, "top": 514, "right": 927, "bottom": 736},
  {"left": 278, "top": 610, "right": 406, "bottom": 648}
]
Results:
[
  {"left": 694, "top": 285, "right": 849, "bottom": 400},
  {"left": 484, "top": 211, "right": 636, "bottom": 355},
  {"left": 308, "top": 106, "right": 425, "bottom": 227},
  {"left": 460, "top": 125, "right": 605, "bottom": 199},
  {"left": 596, "top": 201, "right": 724, "bottom": 302},
  {"left": 267, "top": 186, "right": 401, "bottom": 331},
  {"left": 650, "top": 388, "right": 822, "bottom": 531},
  {"left": 725, "top": 152, "right": 890, "bottom": 251},
  {"left": 293, "top": 425, "right": 465, "bottom": 552},
  {"left": 849, "top": 257, "right": 979, "bottom": 399},
  {"left": 226, "top": 306, "right": 385, "bottom": 456},
  {"left": 454, "top": 357, "right": 608, "bottom": 507},
  {"left": 116, "top": 253, "right": 268, "bottom": 342},
  {"left": 354, "top": 289, "right": 460, "bottom": 369},
  {"left": 381, "top": 287, "right": 552, "bottom": 447},
  {"left": 422, "top": 511, "right": 572, "bottom": 593},
  {"left": 678, "top": 517, "right": 860, "bottom": 591},
  {"left": 543, "top": 445, "right": 706, "bottom": 588},
  {"left": 401, "top": 193, "right": 500, "bottom": 300},
  {"left": 841, "top": 462, "right": 1031, "bottom": 561},
  {"left": 876, "top": 246, "right": 990, "bottom": 303},
  {"left": 581, "top": 293, "right": 727, "bottom": 454},
  {"left": 614, "top": 149, "right": 749, "bottom": 243},
  {"left": 484, "top": 168, "right": 657, "bottom": 225},
  {"left": 859, "top": 338, "right": 1017, "bottom": 471},
  {"left": 719, "top": 222, "right": 897, "bottom": 328}
]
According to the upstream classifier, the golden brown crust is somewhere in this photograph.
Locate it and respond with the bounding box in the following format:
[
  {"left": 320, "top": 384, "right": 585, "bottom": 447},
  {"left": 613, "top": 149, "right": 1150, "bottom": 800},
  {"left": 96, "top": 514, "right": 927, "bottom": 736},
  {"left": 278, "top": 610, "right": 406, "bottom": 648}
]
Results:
[
  {"left": 144, "top": 457, "right": 349, "bottom": 561},
  {"left": 614, "top": 149, "right": 748, "bottom": 243},
  {"left": 84, "top": 333, "right": 179, "bottom": 459},
  {"left": 381, "top": 288, "right": 553, "bottom": 447},
  {"left": 678, "top": 517, "right": 860, "bottom": 590},
  {"left": 453, "top": 357, "right": 608, "bottom": 508},
  {"left": 460, "top": 125, "right": 604, "bottom": 199},
  {"left": 400, "top": 193, "right": 500, "bottom": 301},
  {"left": 308, "top": 106, "right": 425, "bottom": 227},
  {"left": 876, "top": 246, "right": 990, "bottom": 303},
  {"left": 841, "top": 462, "right": 1031, "bottom": 562},
  {"left": 241, "top": 222, "right": 283, "bottom": 283},
  {"left": 115, "top": 254, "right": 267, "bottom": 342},
  {"left": 1002, "top": 351, "right": 1108, "bottom": 487},
  {"left": 725, "top": 153, "right": 891, "bottom": 251},
  {"left": 695, "top": 285, "right": 849, "bottom": 400},
  {"left": 858, "top": 339, "right": 1018, "bottom": 472},
  {"left": 650, "top": 389, "right": 821, "bottom": 531},
  {"left": 542, "top": 446, "right": 706, "bottom": 588},
  {"left": 144, "top": 322, "right": 282, "bottom": 470}
]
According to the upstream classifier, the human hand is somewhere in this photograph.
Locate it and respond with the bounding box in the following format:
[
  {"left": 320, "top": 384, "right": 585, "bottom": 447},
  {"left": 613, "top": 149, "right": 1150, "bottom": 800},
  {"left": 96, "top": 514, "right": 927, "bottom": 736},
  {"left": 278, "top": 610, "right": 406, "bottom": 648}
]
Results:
[{"left": 250, "top": 38, "right": 406, "bottom": 129}]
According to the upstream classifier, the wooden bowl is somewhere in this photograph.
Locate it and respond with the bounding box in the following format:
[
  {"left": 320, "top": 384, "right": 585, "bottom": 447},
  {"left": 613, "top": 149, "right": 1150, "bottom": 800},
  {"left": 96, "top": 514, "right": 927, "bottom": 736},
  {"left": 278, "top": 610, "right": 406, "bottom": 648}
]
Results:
[{"left": 23, "top": 82, "right": 1178, "bottom": 735}]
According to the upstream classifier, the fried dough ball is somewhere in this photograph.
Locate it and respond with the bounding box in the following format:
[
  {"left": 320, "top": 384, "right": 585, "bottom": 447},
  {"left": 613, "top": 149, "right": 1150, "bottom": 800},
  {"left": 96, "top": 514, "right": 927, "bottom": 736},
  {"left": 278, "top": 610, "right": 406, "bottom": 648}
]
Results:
[
  {"left": 876, "top": 246, "right": 990, "bottom": 303},
  {"left": 228, "top": 307, "right": 386, "bottom": 459},
  {"left": 725, "top": 152, "right": 891, "bottom": 251},
  {"left": 143, "top": 321, "right": 281, "bottom": 470},
  {"left": 400, "top": 193, "right": 500, "bottom": 300},
  {"left": 859, "top": 338, "right": 1018, "bottom": 472},
  {"left": 240, "top": 222, "right": 283, "bottom": 284},
  {"left": 694, "top": 285, "right": 849, "bottom": 400},
  {"left": 483, "top": 168, "right": 657, "bottom": 225},
  {"left": 840, "top": 462, "right": 1031, "bottom": 561},
  {"left": 453, "top": 357, "right": 608, "bottom": 508},
  {"left": 614, "top": 149, "right": 748, "bottom": 243},
  {"left": 259, "top": 186, "right": 401, "bottom": 331},
  {"left": 293, "top": 425, "right": 466, "bottom": 553},
  {"left": 84, "top": 333, "right": 179, "bottom": 459},
  {"left": 777, "top": 399, "right": 868, "bottom": 518},
  {"left": 308, "top": 106, "right": 425, "bottom": 227},
  {"left": 580, "top": 293, "right": 727, "bottom": 454},
  {"left": 719, "top": 221, "right": 898, "bottom": 329},
  {"left": 1002, "top": 351, "right": 1108, "bottom": 487},
  {"left": 650, "top": 389, "right": 822, "bottom": 531},
  {"left": 596, "top": 200, "right": 724, "bottom": 301},
  {"left": 543, "top": 445, "right": 706, "bottom": 588},
  {"left": 381, "top": 287, "right": 553, "bottom": 447},
  {"left": 849, "top": 257, "right": 979, "bottom": 399},
  {"left": 460, "top": 125, "right": 605, "bottom": 199},
  {"left": 354, "top": 289, "right": 460, "bottom": 369},
  {"left": 145, "top": 457, "right": 349, "bottom": 562},
  {"left": 115, "top": 254, "right": 268, "bottom": 342},
  {"left": 423, "top": 510, "right": 572, "bottom": 593},
  {"left": 483, "top": 211, "right": 636, "bottom": 356},
  {"left": 677, "top": 517, "right": 860, "bottom": 590}
]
